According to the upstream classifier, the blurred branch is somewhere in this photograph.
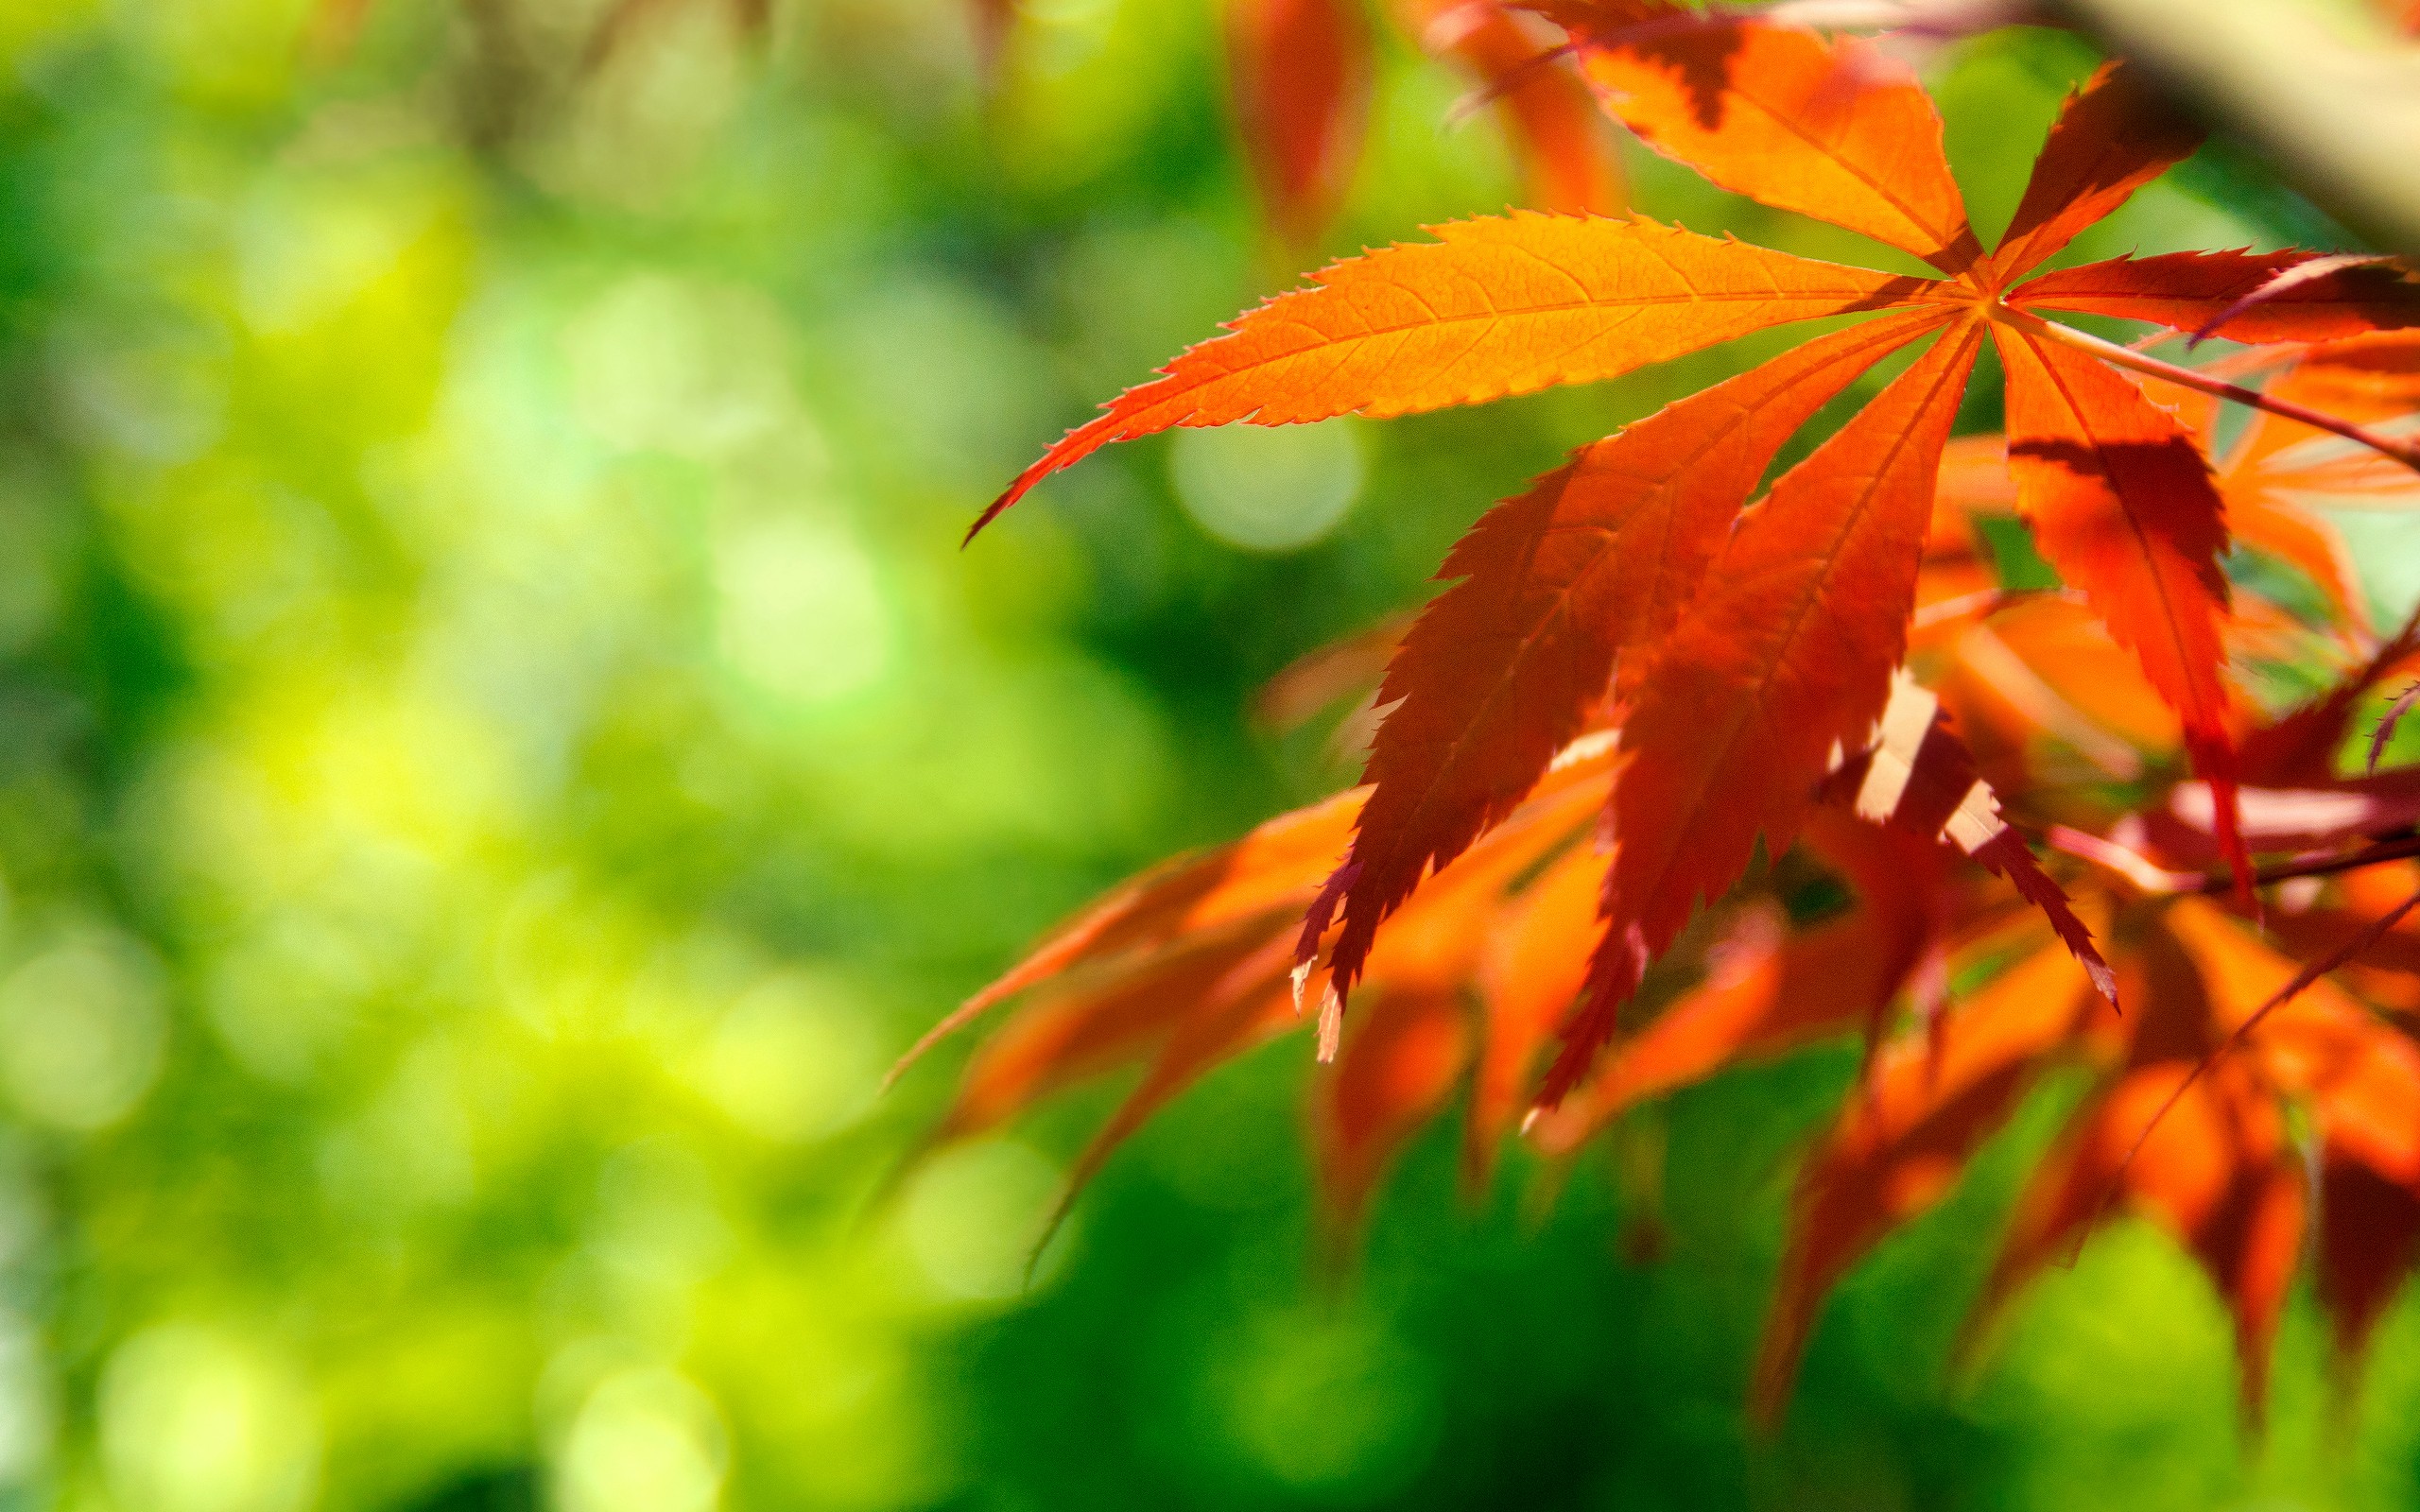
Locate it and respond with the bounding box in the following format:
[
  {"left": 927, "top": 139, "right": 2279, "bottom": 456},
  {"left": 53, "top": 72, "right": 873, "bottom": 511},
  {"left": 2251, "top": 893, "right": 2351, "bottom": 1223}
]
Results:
[{"left": 2050, "top": 0, "right": 2420, "bottom": 253}]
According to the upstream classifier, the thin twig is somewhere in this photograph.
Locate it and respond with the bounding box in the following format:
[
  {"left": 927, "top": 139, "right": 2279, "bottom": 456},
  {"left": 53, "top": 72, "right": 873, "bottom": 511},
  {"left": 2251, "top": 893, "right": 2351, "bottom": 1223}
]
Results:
[
  {"left": 2054, "top": 826, "right": 2420, "bottom": 897},
  {"left": 2199, "top": 833, "right": 2420, "bottom": 894}
]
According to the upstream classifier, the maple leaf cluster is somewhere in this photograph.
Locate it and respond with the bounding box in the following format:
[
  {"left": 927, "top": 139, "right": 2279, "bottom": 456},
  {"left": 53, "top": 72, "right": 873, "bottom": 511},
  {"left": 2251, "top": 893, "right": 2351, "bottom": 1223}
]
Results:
[{"left": 906, "top": 2, "right": 2420, "bottom": 1417}]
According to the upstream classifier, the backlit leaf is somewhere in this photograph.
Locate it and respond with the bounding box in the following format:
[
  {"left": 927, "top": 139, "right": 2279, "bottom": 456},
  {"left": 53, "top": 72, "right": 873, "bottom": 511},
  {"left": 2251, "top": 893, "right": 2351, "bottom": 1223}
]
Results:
[
  {"left": 976, "top": 215, "right": 1948, "bottom": 536},
  {"left": 2014, "top": 251, "right": 2420, "bottom": 343},
  {"left": 1990, "top": 60, "right": 2203, "bottom": 282},
  {"left": 1992, "top": 324, "right": 2250, "bottom": 889},
  {"left": 1563, "top": 12, "right": 1982, "bottom": 273}
]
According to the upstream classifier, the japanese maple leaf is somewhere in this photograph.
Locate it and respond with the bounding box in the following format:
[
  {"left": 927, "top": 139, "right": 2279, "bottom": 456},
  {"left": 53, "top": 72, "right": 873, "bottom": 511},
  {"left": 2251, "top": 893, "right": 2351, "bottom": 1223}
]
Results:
[{"left": 974, "top": 9, "right": 2420, "bottom": 1105}]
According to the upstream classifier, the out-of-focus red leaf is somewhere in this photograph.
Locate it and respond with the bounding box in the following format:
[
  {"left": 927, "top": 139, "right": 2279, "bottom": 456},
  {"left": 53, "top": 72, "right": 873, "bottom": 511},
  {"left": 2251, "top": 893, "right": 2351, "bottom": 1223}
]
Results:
[
  {"left": 2081, "top": 771, "right": 2420, "bottom": 881},
  {"left": 2304, "top": 971, "right": 2420, "bottom": 1359},
  {"left": 1940, "top": 614, "right": 2158, "bottom": 782},
  {"left": 1753, "top": 938, "right": 2098, "bottom": 1421},
  {"left": 2258, "top": 331, "right": 2420, "bottom": 437},
  {"left": 1532, "top": 790, "right": 1982, "bottom": 1160},
  {"left": 1042, "top": 935, "right": 1306, "bottom": 1242},
  {"left": 1537, "top": 911, "right": 1919, "bottom": 1154},
  {"left": 2164, "top": 892, "right": 2371, "bottom": 1047},
  {"left": 1253, "top": 612, "right": 1412, "bottom": 734},
  {"left": 1936, "top": 433, "right": 2019, "bottom": 514},
  {"left": 2131, "top": 335, "right": 2420, "bottom": 647},
  {"left": 971, "top": 0, "right": 1017, "bottom": 79},
  {"left": 310, "top": 0, "right": 378, "bottom": 59},
  {"left": 1317, "top": 988, "right": 1472, "bottom": 1229},
  {"left": 1972, "top": 1057, "right": 2304, "bottom": 1418},
  {"left": 2236, "top": 601, "right": 2420, "bottom": 783},
  {"left": 1227, "top": 0, "right": 1376, "bottom": 244},
  {"left": 2227, "top": 494, "right": 2372, "bottom": 638},
  {"left": 936, "top": 925, "right": 1292, "bottom": 1143},
  {"left": 2261, "top": 905, "right": 2420, "bottom": 984},
  {"left": 1471, "top": 842, "right": 1603, "bottom": 1179},
  {"left": 2129, "top": 1069, "right": 2306, "bottom": 1419},
  {"left": 898, "top": 785, "right": 1361, "bottom": 1077},
  {"left": 2318, "top": 1157, "right": 2420, "bottom": 1362},
  {"left": 1407, "top": 0, "right": 1627, "bottom": 215}
]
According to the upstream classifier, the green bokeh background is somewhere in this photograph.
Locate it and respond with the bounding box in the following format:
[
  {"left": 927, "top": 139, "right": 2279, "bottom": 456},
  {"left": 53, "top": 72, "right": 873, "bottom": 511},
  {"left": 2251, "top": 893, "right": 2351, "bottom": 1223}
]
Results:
[{"left": 0, "top": 2, "right": 2412, "bottom": 1508}]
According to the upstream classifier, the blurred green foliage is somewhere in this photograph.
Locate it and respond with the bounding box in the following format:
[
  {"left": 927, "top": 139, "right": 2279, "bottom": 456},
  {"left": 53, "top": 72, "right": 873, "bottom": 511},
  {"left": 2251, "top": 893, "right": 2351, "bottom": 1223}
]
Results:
[{"left": 0, "top": 2, "right": 2408, "bottom": 1510}]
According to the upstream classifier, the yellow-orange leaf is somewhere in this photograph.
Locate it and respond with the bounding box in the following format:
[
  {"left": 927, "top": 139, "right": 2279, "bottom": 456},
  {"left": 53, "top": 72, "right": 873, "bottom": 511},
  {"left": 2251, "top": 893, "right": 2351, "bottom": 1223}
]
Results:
[{"left": 974, "top": 214, "right": 1948, "bottom": 536}]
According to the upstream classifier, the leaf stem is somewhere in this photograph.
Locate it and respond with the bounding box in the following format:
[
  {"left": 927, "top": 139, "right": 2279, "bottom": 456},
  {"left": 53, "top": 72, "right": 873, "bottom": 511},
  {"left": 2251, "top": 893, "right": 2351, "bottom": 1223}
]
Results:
[
  {"left": 2051, "top": 825, "right": 2420, "bottom": 896},
  {"left": 2197, "top": 832, "right": 2420, "bottom": 894},
  {"left": 1997, "top": 307, "right": 2420, "bottom": 475}
]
